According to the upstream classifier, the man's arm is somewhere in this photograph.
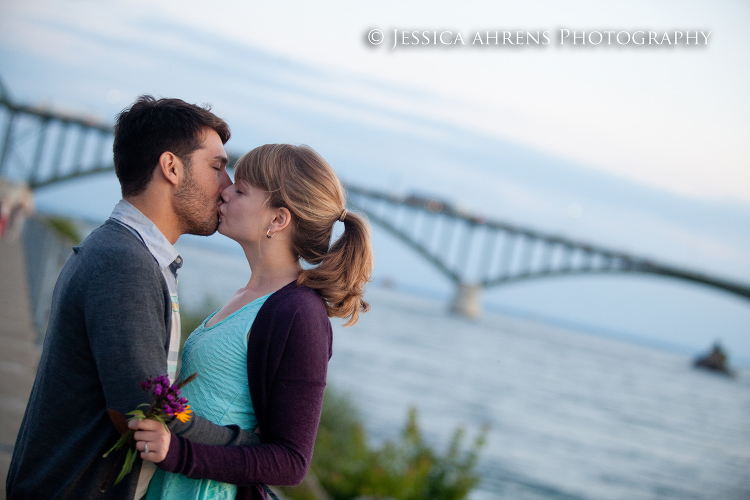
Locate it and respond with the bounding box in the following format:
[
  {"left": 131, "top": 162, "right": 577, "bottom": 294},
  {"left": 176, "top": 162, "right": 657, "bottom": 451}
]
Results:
[
  {"left": 85, "top": 265, "right": 259, "bottom": 447},
  {"left": 169, "top": 414, "right": 261, "bottom": 447}
]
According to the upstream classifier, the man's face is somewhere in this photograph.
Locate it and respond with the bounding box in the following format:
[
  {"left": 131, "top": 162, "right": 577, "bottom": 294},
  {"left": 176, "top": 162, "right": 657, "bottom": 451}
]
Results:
[{"left": 173, "top": 128, "right": 232, "bottom": 236}]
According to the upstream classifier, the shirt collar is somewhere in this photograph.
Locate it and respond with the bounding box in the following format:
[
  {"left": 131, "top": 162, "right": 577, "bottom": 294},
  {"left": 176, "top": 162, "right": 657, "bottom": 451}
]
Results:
[{"left": 109, "top": 199, "right": 182, "bottom": 271}]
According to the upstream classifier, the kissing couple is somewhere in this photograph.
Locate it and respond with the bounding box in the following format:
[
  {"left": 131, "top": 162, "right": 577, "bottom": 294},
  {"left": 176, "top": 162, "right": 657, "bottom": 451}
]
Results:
[{"left": 6, "top": 95, "right": 374, "bottom": 500}]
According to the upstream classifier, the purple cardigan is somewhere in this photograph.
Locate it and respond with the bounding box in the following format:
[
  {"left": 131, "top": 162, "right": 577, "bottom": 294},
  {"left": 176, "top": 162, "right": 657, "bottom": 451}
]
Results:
[{"left": 157, "top": 282, "right": 333, "bottom": 499}]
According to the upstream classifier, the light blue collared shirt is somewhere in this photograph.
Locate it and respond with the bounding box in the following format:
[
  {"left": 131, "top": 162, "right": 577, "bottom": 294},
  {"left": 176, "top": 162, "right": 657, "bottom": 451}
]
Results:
[{"left": 109, "top": 199, "right": 182, "bottom": 272}]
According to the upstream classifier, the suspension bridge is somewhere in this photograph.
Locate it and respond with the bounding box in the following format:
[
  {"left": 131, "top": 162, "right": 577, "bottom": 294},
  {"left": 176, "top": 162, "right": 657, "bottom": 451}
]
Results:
[{"left": 2, "top": 80, "right": 750, "bottom": 320}]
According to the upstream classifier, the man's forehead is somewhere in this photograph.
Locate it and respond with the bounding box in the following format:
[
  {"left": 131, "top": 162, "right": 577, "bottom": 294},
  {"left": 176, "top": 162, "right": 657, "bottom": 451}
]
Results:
[{"left": 195, "top": 128, "right": 227, "bottom": 157}]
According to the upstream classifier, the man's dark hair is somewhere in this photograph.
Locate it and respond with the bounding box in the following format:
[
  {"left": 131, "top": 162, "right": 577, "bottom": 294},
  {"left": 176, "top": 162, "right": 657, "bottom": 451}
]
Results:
[{"left": 113, "top": 95, "right": 231, "bottom": 197}]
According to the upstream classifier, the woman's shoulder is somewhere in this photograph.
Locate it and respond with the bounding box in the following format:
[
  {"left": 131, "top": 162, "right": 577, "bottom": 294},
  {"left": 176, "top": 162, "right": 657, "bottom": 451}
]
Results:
[
  {"left": 264, "top": 281, "right": 328, "bottom": 318},
  {"left": 254, "top": 282, "right": 332, "bottom": 355}
]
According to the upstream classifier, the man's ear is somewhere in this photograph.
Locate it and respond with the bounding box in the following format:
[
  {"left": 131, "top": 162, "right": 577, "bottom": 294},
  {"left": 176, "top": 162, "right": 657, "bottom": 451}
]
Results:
[{"left": 156, "top": 152, "right": 183, "bottom": 187}]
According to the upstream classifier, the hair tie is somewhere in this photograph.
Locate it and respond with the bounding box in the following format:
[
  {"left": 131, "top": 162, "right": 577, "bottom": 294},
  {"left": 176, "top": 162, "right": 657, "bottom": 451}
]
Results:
[{"left": 339, "top": 209, "right": 347, "bottom": 222}]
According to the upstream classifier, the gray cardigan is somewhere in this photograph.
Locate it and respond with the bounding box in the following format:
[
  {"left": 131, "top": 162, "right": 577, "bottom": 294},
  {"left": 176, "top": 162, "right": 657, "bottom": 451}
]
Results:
[{"left": 6, "top": 220, "right": 259, "bottom": 500}]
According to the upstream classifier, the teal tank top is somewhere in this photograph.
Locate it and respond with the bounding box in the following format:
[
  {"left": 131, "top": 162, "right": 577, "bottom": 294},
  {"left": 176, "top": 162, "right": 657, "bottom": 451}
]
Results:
[{"left": 145, "top": 293, "right": 272, "bottom": 500}]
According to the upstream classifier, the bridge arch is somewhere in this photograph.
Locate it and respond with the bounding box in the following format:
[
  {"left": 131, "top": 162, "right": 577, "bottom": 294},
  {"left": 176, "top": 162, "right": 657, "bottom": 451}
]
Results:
[
  {"left": 345, "top": 185, "right": 750, "bottom": 317},
  {"left": 3, "top": 89, "right": 749, "bottom": 318}
]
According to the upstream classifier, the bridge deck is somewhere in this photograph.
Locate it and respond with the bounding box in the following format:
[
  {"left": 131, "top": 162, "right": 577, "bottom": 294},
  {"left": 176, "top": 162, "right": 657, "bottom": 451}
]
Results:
[{"left": 0, "top": 237, "right": 40, "bottom": 499}]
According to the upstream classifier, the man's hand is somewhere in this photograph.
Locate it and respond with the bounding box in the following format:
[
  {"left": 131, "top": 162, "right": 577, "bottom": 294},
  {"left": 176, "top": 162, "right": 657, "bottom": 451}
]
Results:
[{"left": 128, "top": 418, "right": 171, "bottom": 463}]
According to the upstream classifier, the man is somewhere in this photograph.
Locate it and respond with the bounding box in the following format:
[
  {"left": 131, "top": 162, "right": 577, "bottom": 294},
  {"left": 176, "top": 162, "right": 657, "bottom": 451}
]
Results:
[{"left": 6, "top": 96, "right": 259, "bottom": 499}]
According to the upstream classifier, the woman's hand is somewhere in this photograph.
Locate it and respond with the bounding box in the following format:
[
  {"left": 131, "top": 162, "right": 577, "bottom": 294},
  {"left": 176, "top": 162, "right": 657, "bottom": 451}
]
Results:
[{"left": 128, "top": 418, "right": 171, "bottom": 463}]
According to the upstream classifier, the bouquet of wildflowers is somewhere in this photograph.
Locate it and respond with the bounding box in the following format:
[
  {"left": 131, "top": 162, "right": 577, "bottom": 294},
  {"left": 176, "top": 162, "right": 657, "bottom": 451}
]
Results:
[{"left": 101, "top": 373, "right": 197, "bottom": 491}]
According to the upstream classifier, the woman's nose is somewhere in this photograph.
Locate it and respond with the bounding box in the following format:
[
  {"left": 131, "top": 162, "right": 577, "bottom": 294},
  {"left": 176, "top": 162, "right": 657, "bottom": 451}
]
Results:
[{"left": 220, "top": 183, "right": 234, "bottom": 201}]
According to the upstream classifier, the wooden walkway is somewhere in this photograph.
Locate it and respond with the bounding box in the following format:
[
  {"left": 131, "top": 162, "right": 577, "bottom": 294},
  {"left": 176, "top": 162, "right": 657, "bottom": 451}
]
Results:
[{"left": 0, "top": 236, "right": 39, "bottom": 500}]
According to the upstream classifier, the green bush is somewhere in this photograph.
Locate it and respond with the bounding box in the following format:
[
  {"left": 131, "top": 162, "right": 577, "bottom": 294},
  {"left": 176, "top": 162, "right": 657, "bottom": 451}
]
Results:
[
  {"left": 283, "top": 388, "right": 488, "bottom": 500},
  {"left": 44, "top": 215, "right": 81, "bottom": 244}
]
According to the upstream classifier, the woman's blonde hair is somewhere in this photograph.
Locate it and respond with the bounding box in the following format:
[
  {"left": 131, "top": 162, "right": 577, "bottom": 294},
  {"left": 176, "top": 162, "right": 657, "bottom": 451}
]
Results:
[{"left": 234, "top": 144, "right": 373, "bottom": 326}]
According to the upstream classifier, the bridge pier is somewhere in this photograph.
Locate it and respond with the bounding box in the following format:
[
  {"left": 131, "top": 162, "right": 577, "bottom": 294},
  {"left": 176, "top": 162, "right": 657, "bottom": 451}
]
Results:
[{"left": 450, "top": 283, "right": 483, "bottom": 319}]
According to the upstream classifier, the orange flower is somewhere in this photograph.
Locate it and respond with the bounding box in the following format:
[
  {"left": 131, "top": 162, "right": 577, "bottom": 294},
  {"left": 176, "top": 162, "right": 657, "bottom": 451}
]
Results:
[{"left": 175, "top": 405, "right": 193, "bottom": 423}]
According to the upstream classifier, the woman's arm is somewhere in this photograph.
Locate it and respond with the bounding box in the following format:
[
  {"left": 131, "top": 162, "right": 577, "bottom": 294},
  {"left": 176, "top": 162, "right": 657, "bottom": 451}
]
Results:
[{"left": 137, "top": 292, "right": 332, "bottom": 486}]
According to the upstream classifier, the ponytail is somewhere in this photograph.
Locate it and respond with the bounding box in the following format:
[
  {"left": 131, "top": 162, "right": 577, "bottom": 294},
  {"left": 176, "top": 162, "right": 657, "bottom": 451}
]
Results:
[{"left": 297, "top": 209, "right": 373, "bottom": 326}]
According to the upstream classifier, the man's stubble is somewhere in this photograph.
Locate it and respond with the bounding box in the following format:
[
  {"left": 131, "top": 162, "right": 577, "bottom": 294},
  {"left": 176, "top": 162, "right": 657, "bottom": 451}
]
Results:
[{"left": 173, "top": 161, "right": 220, "bottom": 237}]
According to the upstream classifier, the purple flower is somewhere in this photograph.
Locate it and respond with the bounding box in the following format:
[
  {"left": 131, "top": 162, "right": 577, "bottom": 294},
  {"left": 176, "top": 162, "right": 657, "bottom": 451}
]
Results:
[{"left": 137, "top": 374, "right": 197, "bottom": 421}]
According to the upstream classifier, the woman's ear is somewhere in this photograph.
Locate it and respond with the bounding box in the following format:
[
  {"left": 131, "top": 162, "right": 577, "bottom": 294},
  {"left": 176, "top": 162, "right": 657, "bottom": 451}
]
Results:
[
  {"left": 270, "top": 207, "right": 292, "bottom": 233},
  {"left": 156, "top": 152, "right": 182, "bottom": 187}
]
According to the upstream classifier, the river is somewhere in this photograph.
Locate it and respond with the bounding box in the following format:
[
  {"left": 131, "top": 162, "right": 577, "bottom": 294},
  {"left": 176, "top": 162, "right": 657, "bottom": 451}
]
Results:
[{"left": 175, "top": 239, "right": 750, "bottom": 500}]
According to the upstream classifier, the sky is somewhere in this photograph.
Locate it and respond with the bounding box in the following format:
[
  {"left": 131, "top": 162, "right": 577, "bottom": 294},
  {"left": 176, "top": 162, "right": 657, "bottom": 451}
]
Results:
[
  {"left": 4, "top": 0, "right": 748, "bottom": 202},
  {"left": 0, "top": 0, "right": 749, "bottom": 361}
]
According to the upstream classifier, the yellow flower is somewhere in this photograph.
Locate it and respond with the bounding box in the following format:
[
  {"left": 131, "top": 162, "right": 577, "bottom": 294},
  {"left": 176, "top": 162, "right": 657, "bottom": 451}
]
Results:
[{"left": 175, "top": 405, "right": 193, "bottom": 423}]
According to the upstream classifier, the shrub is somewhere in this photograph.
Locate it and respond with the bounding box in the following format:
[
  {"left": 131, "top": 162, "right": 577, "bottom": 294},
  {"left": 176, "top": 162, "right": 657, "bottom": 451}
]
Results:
[
  {"left": 44, "top": 215, "right": 81, "bottom": 244},
  {"left": 283, "top": 388, "right": 488, "bottom": 500}
]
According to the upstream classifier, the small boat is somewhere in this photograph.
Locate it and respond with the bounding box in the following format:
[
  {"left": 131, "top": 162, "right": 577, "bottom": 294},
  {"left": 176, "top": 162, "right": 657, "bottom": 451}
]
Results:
[{"left": 694, "top": 342, "right": 735, "bottom": 377}]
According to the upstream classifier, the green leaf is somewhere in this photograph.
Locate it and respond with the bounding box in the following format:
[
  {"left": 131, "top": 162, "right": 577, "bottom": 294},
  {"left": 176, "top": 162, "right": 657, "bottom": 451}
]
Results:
[
  {"left": 113, "top": 446, "right": 138, "bottom": 486},
  {"left": 103, "top": 431, "right": 134, "bottom": 458},
  {"left": 151, "top": 414, "right": 170, "bottom": 432},
  {"left": 126, "top": 409, "right": 146, "bottom": 420}
]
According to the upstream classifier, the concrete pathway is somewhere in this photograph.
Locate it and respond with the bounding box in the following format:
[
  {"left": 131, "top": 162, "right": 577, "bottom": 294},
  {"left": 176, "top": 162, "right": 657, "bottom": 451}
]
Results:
[{"left": 0, "top": 237, "right": 40, "bottom": 500}]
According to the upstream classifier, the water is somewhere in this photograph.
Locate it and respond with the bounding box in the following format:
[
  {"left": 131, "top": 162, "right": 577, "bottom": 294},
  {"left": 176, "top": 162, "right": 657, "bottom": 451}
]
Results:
[
  {"left": 172, "top": 240, "right": 750, "bottom": 499},
  {"left": 326, "top": 288, "right": 750, "bottom": 500}
]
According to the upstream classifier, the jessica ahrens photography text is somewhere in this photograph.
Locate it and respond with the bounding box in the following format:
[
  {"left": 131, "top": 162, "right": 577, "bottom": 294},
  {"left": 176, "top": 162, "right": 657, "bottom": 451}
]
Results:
[{"left": 365, "top": 29, "right": 712, "bottom": 49}]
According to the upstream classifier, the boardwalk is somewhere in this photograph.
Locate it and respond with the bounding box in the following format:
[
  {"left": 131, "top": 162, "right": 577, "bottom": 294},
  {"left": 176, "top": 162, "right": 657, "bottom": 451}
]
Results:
[{"left": 0, "top": 237, "right": 39, "bottom": 500}]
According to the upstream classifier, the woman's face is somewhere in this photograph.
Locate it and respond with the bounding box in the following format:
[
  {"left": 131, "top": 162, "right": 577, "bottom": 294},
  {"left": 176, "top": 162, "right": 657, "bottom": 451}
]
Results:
[{"left": 218, "top": 179, "right": 275, "bottom": 244}]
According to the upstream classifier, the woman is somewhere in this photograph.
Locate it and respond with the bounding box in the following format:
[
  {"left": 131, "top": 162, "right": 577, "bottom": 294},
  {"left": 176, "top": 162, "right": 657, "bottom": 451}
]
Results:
[{"left": 129, "top": 144, "right": 373, "bottom": 499}]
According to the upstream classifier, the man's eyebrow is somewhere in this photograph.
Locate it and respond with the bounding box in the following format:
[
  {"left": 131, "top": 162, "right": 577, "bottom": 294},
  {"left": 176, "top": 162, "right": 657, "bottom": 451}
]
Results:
[{"left": 213, "top": 154, "right": 229, "bottom": 166}]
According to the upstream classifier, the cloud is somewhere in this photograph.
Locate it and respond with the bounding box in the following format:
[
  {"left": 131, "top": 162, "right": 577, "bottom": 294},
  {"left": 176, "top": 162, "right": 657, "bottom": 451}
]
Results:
[{"left": 3, "top": 0, "right": 748, "bottom": 204}]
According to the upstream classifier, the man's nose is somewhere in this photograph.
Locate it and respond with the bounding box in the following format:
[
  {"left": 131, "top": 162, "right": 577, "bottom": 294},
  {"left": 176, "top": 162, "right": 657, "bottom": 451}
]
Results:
[{"left": 219, "top": 169, "right": 232, "bottom": 190}]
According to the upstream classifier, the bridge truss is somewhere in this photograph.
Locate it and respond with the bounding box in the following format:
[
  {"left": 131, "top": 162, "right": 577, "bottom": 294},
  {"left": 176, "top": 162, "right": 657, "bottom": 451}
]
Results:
[
  {"left": 0, "top": 86, "right": 114, "bottom": 189},
  {"left": 345, "top": 186, "right": 750, "bottom": 316},
  {"left": 2, "top": 84, "right": 749, "bottom": 317}
]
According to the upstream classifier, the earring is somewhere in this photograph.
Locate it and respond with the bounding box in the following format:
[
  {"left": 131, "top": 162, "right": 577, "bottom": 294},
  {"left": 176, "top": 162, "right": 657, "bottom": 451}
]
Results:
[{"left": 266, "top": 228, "right": 275, "bottom": 239}]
